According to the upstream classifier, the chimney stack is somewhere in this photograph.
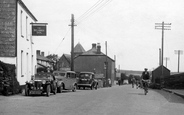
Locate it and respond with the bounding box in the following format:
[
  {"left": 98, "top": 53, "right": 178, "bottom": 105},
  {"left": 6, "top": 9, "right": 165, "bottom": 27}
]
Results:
[
  {"left": 36, "top": 50, "right": 40, "bottom": 56},
  {"left": 97, "top": 43, "right": 101, "bottom": 54},
  {"left": 92, "top": 43, "right": 96, "bottom": 49},
  {"left": 41, "top": 52, "right": 44, "bottom": 57}
]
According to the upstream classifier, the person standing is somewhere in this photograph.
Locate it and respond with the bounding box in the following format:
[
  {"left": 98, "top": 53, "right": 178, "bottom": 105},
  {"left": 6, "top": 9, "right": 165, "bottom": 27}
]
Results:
[{"left": 131, "top": 76, "right": 136, "bottom": 88}]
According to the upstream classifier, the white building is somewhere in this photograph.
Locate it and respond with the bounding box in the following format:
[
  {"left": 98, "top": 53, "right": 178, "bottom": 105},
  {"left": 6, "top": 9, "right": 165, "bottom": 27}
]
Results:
[{"left": 0, "top": 0, "right": 37, "bottom": 86}]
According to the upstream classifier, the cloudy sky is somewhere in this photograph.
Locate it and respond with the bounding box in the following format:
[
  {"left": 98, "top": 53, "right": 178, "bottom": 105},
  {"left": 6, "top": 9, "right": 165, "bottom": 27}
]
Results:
[{"left": 23, "top": 0, "right": 184, "bottom": 72}]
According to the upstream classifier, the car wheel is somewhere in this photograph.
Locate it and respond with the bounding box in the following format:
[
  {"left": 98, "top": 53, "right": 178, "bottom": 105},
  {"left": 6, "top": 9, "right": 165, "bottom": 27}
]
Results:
[
  {"left": 25, "top": 85, "right": 29, "bottom": 96},
  {"left": 46, "top": 85, "right": 50, "bottom": 97},
  {"left": 58, "top": 86, "right": 63, "bottom": 93},
  {"left": 95, "top": 85, "right": 98, "bottom": 90},
  {"left": 72, "top": 85, "right": 77, "bottom": 92},
  {"left": 53, "top": 87, "right": 57, "bottom": 95},
  {"left": 90, "top": 85, "right": 93, "bottom": 90}
]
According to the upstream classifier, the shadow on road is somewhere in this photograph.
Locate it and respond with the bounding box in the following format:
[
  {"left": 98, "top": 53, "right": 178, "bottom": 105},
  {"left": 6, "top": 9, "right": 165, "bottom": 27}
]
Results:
[
  {"left": 128, "top": 92, "right": 145, "bottom": 95},
  {"left": 154, "top": 89, "right": 184, "bottom": 104}
]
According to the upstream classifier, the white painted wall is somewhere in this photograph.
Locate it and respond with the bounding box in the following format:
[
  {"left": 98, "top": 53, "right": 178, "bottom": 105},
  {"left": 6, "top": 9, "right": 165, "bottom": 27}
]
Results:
[{"left": 16, "top": 2, "right": 37, "bottom": 85}]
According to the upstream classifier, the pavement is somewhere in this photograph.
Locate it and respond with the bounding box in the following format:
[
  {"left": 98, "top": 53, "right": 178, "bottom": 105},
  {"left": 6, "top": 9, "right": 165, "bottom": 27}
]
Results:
[{"left": 162, "top": 88, "right": 184, "bottom": 98}]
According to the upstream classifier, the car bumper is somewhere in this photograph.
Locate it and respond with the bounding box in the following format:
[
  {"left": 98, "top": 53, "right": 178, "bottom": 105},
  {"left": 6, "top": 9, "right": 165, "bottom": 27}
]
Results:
[{"left": 77, "top": 84, "right": 92, "bottom": 87}]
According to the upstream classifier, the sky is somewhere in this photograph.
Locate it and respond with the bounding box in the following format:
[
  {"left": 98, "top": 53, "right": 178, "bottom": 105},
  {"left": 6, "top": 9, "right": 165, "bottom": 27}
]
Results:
[{"left": 22, "top": 0, "right": 184, "bottom": 72}]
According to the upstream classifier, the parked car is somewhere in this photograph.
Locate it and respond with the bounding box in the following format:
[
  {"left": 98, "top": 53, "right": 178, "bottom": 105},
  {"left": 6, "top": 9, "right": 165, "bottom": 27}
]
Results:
[
  {"left": 25, "top": 72, "right": 57, "bottom": 97},
  {"left": 53, "top": 71, "right": 77, "bottom": 92},
  {"left": 77, "top": 72, "right": 98, "bottom": 90}
]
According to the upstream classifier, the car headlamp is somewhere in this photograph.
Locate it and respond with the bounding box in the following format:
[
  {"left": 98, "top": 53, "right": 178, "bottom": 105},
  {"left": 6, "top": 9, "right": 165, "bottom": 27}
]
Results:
[{"left": 42, "top": 80, "right": 46, "bottom": 84}]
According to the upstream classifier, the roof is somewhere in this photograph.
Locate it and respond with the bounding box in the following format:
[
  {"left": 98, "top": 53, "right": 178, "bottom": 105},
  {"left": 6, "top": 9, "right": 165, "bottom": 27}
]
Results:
[
  {"left": 63, "top": 54, "right": 71, "bottom": 64},
  {"left": 74, "top": 43, "right": 85, "bottom": 53},
  {"left": 37, "top": 55, "right": 53, "bottom": 62},
  {"left": 80, "top": 72, "right": 94, "bottom": 74},
  {"left": 152, "top": 65, "right": 170, "bottom": 72},
  {"left": 82, "top": 47, "right": 104, "bottom": 55},
  {"left": 18, "top": 0, "right": 37, "bottom": 21}
]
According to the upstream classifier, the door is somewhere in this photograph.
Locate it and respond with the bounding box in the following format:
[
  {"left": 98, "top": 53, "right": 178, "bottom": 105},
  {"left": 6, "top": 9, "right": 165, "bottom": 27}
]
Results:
[{"left": 63, "top": 72, "right": 72, "bottom": 89}]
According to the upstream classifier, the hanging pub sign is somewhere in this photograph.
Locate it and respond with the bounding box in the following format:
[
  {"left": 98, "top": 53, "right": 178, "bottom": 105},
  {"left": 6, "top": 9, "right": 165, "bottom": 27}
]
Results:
[{"left": 31, "top": 23, "right": 48, "bottom": 36}]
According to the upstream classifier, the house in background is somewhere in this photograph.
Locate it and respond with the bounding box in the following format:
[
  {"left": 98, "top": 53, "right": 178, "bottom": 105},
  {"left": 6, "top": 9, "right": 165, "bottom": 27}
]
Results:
[
  {"left": 0, "top": 0, "right": 37, "bottom": 86},
  {"left": 36, "top": 50, "right": 54, "bottom": 73},
  {"left": 152, "top": 65, "right": 170, "bottom": 84},
  {"left": 57, "top": 54, "right": 71, "bottom": 71},
  {"left": 57, "top": 42, "right": 85, "bottom": 71},
  {"left": 74, "top": 43, "right": 115, "bottom": 86},
  {"left": 57, "top": 42, "right": 115, "bottom": 86}
]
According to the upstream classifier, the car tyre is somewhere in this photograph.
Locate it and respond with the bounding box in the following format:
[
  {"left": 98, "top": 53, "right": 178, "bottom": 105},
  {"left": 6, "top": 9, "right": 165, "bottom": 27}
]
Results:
[
  {"left": 53, "top": 87, "right": 57, "bottom": 95},
  {"left": 25, "top": 85, "right": 29, "bottom": 96},
  {"left": 90, "top": 85, "right": 93, "bottom": 90},
  {"left": 72, "top": 85, "right": 77, "bottom": 92},
  {"left": 46, "top": 85, "right": 50, "bottom": 97},
  {"left": 58, "top": 86, "right": 63, "bottom": 93}
]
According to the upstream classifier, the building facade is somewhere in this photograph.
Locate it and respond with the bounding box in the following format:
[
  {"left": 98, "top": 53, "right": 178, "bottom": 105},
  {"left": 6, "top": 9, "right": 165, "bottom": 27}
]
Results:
[
  {"left": 74, "top": 43, "right": 115, "bottom": 86},
  {"left": 57, "top": 43, "right": 85, "bottom": 71},
  {"left": 0, "top": 0, "right": 37, "bottom": 85},
  {"left": 152, "top": 65, "right": 170, "bottom": 84}
]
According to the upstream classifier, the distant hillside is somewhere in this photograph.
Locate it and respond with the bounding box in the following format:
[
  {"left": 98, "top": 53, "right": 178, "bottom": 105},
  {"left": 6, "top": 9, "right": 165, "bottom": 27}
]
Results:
[
  {"left": 120, "top": 70, "right": 183, "bottom": 77},
  {"left": 120, "top": 70, "right": 143, "bottom": 76}
]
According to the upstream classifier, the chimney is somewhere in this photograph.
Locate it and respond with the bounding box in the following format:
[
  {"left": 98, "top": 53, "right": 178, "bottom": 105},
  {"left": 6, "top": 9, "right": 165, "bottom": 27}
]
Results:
[
  {"left": 37, "top": 50, "right": 40, "bottom": 56},
  {"left": 97, "top": 43, "right": 101, "bottom": 54},
  {"left": 41, "top": 52, "right": 44, "bottom": 57},
  {"left": 92, "top": 43, "right": 96, "bottom": 49}
]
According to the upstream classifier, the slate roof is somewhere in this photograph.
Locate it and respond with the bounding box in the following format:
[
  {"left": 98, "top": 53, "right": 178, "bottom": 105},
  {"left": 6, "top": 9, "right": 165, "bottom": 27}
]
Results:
[
  {"left": 82, "top": 46, "right": 104, "bottom": 55},
  {"left": 74, "top": 42, "right": 85, "bottom": 53},
  {"left": 63, "top": 54, "right": 71, "bottom": 64},
  {"left": 37, "top": 55, "right": 53, "bottom": 62}
]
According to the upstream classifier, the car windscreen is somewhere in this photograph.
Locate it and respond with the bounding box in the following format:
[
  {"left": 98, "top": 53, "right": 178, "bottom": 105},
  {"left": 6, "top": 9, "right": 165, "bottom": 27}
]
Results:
[
  {"left": 79, "top": 73, "right": 91, "bottom": 79},
  {"left": 35, "top": 73, "right": 52, "bottom": 80}
]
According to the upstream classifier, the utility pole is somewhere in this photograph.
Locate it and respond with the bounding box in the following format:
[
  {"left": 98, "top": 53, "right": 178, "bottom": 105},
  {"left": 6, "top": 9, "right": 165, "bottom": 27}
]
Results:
[
  {"left": 69, "top": 14, "right": 76, "bottom": 71},
  {"left": 164, "top": 57, "right": 169, "bottom": 68},
  {"left": 105, "top": 41, "right": 108, "bottom": 86},
  {"left": 155, "top": 22, "right": 171, "bottom": 78},
  {"left": 175, "top": 50, "right": 183, "bottom": 73},
  {"left": 159, "top": 48, "right": 161, "bottom": 66}
]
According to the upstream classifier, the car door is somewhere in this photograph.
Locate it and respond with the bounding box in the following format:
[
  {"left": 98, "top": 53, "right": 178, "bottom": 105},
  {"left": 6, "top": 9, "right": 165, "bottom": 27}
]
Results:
[
  {"left": 63, "top": 72, "right": 72, "bottom": 89},
  {"left": 69, "top": 73, "right": 76, "bottom": 88}
]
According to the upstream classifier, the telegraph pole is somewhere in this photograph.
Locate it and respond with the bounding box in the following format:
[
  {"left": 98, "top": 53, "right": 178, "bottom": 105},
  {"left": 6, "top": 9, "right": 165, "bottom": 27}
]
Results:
[
  {"left": 164, "top": 57, "right": 169, "bottom": 68},
  {"left": 175, "top": 50, "right": 183, "bottom": 73},
  {"left": 155, "top": 22, "right": 171, "bottom": 77},
  {"left": 105, "top": 41, "right": 108, "bottom": 86},
  {"left": 69, "top": 14, "right": 77, "bottom": 71}
]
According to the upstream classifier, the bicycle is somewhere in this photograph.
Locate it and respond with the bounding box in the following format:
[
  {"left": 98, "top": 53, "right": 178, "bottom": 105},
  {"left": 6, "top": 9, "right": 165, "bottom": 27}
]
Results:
[{"left": 142, "top": 79, "right": 149, "bottom": 95}]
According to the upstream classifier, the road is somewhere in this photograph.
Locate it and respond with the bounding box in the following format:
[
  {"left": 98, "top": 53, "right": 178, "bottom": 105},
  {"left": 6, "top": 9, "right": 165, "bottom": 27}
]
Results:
[{"left": 0, "top": 85, "right": 184, "bottom": 115}]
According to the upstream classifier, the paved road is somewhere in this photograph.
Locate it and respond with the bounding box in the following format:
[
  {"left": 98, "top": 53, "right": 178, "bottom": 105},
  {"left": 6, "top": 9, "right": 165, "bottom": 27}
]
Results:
[{"left": 0, "top": 85, "right": 184, "bottom": 115}]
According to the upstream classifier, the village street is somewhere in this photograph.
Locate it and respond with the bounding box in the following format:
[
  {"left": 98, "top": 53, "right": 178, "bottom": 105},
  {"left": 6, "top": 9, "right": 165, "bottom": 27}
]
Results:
[{"left": 0, "top": 85, "right": 184, "bottom": 115}]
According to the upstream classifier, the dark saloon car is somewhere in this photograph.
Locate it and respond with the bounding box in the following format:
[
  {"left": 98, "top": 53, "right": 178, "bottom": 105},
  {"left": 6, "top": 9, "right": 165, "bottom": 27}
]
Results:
[
  {"left": 77, "top": 72, "right": 98, "bottom": 90},
  {"left": 25, "top": 72, "right": 57, "bottom": 97}
]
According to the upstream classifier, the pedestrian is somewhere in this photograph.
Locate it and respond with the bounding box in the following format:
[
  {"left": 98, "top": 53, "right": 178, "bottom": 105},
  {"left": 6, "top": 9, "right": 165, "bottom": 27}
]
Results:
[
  {"left": 131, "top": 76, "right": 136, "bottom": 88},
  {"left": 108, "top": 78, "right": 112, "bottom": 87},
  {"left": 118, "top": 78, "right": 121, "bottom": 86}
]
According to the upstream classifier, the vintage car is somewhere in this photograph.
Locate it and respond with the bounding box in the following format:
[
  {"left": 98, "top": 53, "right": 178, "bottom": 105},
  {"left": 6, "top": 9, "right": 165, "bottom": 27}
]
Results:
[
  {"left": 53, "top": 71, "right": 77, "bottom": 92},
  {"left": 77, "top": 72, "right": 98, "bottom": 90},
  {"left": 25, "top": 72, "right": 57, "bottom": 97}
]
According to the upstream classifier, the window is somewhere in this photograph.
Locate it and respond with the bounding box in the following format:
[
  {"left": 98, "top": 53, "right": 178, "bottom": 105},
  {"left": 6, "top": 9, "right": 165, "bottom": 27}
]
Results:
[
  {"left": 20, "top": 10, "right": 24, "bottom": 37},
  {"left": 26, "top": 16, "right": 28, "bottom": 40},
  {"left": 21, "top": 50, "right": 24, "bottom": 77}
]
